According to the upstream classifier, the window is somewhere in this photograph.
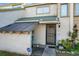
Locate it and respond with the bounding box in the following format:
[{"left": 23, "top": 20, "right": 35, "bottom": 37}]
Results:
[
  {"left": 61, "top": 4, "right": 68, "bottom": 17},
  {"left": 36, "top": 6, "right": 49, "bottom": 14},
  {"left": 75, "top": 3, "right": 79, "bottom": 16}
]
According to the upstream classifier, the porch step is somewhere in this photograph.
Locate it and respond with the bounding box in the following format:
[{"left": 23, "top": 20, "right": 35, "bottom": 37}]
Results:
[
  {"left": 32, "top": 44, "right": 46, "bottom": 48},
  {"left": 47, "top": 45, "right": 56, "bottom": 48}
]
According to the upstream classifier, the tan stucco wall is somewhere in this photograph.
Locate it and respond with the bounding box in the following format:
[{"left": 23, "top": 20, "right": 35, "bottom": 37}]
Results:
[
  {"left": 56, "top": 17, "right": 70, "bottom": 41},
  {"left": 0, "top": 32, "right": 32, "bottom": 55},
  {"left": 0, "top": 10, "right": 25, "bottom": 28},
  {"left": 33, "top": 24, "right": 46, "bottom": 45},
  {"left": 25, "top": 4, "right": 57, "bottom": 17},
  {"left": 56, "top": 3, "right": 70, "bottom": 42}
]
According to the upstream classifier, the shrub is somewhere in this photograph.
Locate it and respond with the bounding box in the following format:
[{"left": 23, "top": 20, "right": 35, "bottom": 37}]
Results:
[{"left": 58, "top": 38, "right": 72, "bottom": 51}]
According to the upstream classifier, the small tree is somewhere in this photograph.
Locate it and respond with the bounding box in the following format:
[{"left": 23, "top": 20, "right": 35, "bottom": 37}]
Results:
[{"left": 71, "top": 24, "right": 78, "bottom": 48}]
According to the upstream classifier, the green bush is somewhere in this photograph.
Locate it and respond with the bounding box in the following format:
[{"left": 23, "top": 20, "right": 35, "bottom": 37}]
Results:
[
  {"left": 65, "top": 39, "right": 72, "bottom": 51},
  {"left": 58, "top": 38, "right": 72, "bottom": 51},
  {"left": 69, "top": 43, "right": 79, "bottom": 54}
]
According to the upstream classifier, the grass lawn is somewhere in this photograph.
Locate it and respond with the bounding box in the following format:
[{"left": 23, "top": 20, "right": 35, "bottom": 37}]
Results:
[{"left": 0, "top": 50, "right": 25, "bottom": 56}]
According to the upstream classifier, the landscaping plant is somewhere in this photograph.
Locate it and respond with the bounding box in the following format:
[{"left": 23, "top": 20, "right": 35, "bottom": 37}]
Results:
[
  {"left": 57, "top": 24, "right": 79, "bottom": 55},
  {"left": 58, "top": 39, "right": 72, "bottom": 51},
  {"left": 70, "top": 24, "right": 78, "bottom": 48}
]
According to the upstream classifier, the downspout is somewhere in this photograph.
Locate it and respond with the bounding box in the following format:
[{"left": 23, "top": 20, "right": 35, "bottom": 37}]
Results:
[
  {"left": 56, "top": 3, "right": 60, "bottom": 45},
  {"left": 69, "top": 3, "right": 74, "bottom": 34}
]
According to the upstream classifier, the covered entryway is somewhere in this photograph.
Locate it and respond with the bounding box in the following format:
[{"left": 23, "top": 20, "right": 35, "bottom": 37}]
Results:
[{"left": 46, "top": 24, "right": 56, "bottom": 45}]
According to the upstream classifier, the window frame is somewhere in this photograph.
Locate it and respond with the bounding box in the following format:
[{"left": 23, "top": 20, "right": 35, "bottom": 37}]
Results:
[
  {"left": 74, "top": 3, "right": 79, "bottom": 16},
  {"left": 60, "top": 3, "right": 69, "bottom": 17},
  {"left": 36, "top": 6, "right": 50, "bottom": 15}
]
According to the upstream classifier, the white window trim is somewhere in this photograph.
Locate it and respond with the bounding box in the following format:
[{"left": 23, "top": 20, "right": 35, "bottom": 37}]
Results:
[
  {"left": 60, "top": 4, "right": 68, "bottom": 17},
  {"left": 74, "top": 3, "right": 79, "bottom": 16},
  {"left": 36, "top": 6, "right": 50, "bottom": 14}
]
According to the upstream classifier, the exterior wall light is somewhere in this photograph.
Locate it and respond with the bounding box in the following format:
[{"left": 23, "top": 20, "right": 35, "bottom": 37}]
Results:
[
  {"left": 57, "top": 17, "right": 61, "bottom": 28},
  {"left": 58, "top": 23, "right": 61, "bottom": 28}
]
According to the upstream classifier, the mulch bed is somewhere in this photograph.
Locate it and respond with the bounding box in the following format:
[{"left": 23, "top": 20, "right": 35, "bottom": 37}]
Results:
[{"left": 56, "top": 50, "right": 79, "bottom": 56}]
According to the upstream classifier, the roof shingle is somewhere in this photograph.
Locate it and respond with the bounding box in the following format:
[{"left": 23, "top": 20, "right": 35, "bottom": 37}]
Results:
[{"left": 0, "top": 22, "right": 38, "bottom": 32}]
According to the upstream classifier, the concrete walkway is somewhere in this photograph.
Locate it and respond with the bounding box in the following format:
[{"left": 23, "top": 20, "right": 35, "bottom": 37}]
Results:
[
  {"left": 31, "top": 47, "right": 44, "bottom": 56},
  {"left": 42, "top": 45, "right": 56, "bottom": 56}
]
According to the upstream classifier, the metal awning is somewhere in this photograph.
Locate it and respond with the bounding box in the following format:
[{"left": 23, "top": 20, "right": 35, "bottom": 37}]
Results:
[
  {"left": 0, "top": 22, "right": 38, "bottom": 32},
  {"left": 16, "top": 16, "right": 57, "bottom": 22}
]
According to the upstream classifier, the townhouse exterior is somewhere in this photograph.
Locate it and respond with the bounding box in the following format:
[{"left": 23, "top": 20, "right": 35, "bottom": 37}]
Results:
[
  {"left": 16, "top": 3, "right": 76, "bottom": 45},
  {"left": 0, "top": 3, "right": 79, "bottom": 55}
]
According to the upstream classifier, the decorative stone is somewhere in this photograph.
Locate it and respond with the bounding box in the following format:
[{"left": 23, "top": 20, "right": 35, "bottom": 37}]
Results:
[
  {"left": 71, "top": 51, "right": 74, "bottom": 54},
  {"left": 66, "top": 51, "right": 69, "bottom": 53},
  {"left": 62, "top": 51, "right": 65, "bottom": 53},
  {"left": 37, "top": 45, "right": 39, "bottom": 47},
  {"left": 59, "top": 45, "right": 64, "bottom": 50}
]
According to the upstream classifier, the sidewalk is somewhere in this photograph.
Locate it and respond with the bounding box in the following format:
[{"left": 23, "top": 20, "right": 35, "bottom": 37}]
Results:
[{"left": 42, "top": 45, "right": 56, "bottom": 56}]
